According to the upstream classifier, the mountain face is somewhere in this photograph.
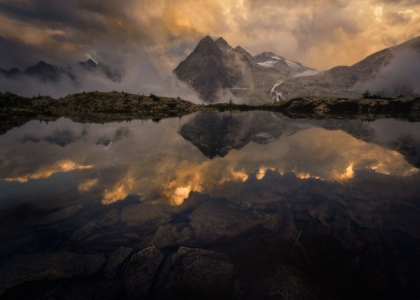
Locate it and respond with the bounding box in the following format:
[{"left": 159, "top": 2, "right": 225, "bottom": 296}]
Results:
[
  {"left": 24, "top": 61, "right": 76, "bottom": 83},
  {"left": 79, "top": 59, "right": 123, "bottom": 82},
  {"left": 275, "top": 37, "right": 420, "bottom": 99},
  {"left": 173, "top": 36, "right": 314, "bottom": 103},
  {"left": 174, "top": 36, "right": 420, "bottom": 103},
  {"left": 0, "top": 59, "right": 123, "bottom": 86}
]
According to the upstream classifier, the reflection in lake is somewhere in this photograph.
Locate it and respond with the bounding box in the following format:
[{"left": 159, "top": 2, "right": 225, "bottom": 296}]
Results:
[{"left": 0, "top": 112, "right": 420, "bottom": 299}]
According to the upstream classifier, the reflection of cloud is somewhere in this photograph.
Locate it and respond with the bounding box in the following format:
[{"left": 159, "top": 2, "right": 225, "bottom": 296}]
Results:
[
  {"left": 78, "top": 178, "right": 99, "bottom": 192},
  {"left": 4, "top": 160, "right": 93, "bottom": 183},
  {"left": 102, "top": 176, "right": 134, "bottom": 205},
  {"left": 159, "top": 127, "right": 418, "bottom": 205},
  {"left": 2, "top": 115, "right": 419, "bottom": 208}
]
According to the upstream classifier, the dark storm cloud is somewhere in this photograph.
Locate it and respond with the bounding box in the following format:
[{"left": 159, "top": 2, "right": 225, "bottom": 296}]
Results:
[{"left": 0, "top": 0, "right": 419, "bottom": 96}]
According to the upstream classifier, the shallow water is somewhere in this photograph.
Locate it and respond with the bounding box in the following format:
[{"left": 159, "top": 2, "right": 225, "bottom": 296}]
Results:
[{"left": 1, "top": 111, "right": 420, "bottom": 299}]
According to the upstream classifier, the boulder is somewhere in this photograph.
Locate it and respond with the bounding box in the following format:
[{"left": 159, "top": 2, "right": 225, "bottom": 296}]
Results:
[
  {"left": 124, "top": 247, "right": 165, "bottom": 300},
  {"left": 0, "top": 252, "right": 105, "bottom": 296}
]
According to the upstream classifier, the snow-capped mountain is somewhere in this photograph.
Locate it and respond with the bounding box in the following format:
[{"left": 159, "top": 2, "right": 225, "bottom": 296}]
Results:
[
  {"left": 173, "top": 36, "right": 316, "bottom": 103},
  {"left": 174, "top": 36, "right": 420, "bottom": 103}
]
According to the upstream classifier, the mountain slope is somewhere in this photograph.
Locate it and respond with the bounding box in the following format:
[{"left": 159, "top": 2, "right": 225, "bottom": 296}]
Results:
[
  {"left": 275, "top": 36, "right": 420, "bottom": 100},
  {"left": 174, "top": 36, "right": 420, "bottom": 103},
  {"left": 173, "top": 36, "right": 315, "bottom": 103},
  {"left": 24, "top": 61, "right": 76, "bottom": 83},
  {"left": 79, "top": 59, "right": 123, "bottom": 82}
]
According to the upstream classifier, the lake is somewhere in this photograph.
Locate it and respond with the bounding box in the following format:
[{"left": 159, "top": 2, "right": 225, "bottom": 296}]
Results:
[{"left": 1, "top": 111, "right": 420, "bottom": 299}]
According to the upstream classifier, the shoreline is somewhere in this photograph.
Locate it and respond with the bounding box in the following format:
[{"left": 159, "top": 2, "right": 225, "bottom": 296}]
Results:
[{"left": 2, "top": 91, "right": 420, "bottom": 135}]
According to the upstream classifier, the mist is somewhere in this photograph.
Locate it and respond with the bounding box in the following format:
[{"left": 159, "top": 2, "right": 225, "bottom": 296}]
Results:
[
  {"left": 356, "top": 49, "right": 420, "bottom": 96},
  {"left": 0, "top": 54, "right": 203, "bottom": 103}
]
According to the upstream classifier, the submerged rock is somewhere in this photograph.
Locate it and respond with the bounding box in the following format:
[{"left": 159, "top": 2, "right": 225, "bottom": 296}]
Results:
[
  {"left": 0, "top": 252, "right": 106, "bottom": 296},
  {"left": 70, "top": 222, "right": 97, "bottom": 244},
  {"left": 253, "top": 264, "right": 339, "bottom": 300},
  {"left": 124, "top": 247, "right": 165, "bottom": 300},
  {"left": 154, "top": 247, "right": 238, "bottom": 300},
  {"left": 121, "top": 202, "right": 167, "bottom": 227},
  {"left": 104, "top": 246, "right": 134, "bottom": 279},
  {"left": 187, "top": 200, "right": 264, "bottom": 245},
  {"left": 35, "top": 205, "right": 81, "bottom": 225}
]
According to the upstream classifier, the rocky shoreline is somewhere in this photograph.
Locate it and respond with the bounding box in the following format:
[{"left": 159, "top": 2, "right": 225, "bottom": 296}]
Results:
[{"left": 1, "top": 92, "right": 420, "bottom": 136}]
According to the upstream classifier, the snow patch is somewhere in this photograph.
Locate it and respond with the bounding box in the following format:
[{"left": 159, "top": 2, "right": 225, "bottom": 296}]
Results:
[
  {"left": 258, "top": 61, "right": 277, "bottom": 68},
  {"left": 284, "top": 60, "right": 301, "bottom": 69},
  {"left": 292, "top": 70, "right": 322, "bottom": 78},
  {"left": 270, "top": 82, "right": 283, "bottom": 102}
]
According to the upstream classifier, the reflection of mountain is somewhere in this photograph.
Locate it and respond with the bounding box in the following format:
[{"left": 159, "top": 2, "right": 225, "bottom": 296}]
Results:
[
  {"left": 315, "top": 119, "right": 420, "bottom": 169},
  {"left": 178, "top": 111, "right": 310, "bottom": 158},
  {"left": 22, "top": 128, "right": 88, "bottom": 147},
  {"left": 180, "top": 111, "right": 420, "bottom": 170},
  {"left": 96, "top": 126, "right": 130, "bottom": 146}
]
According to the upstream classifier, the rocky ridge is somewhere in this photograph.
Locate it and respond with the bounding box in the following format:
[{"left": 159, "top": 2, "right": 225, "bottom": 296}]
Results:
[{"left": 174, "top": 36, "right": 420, "bottom": 103}]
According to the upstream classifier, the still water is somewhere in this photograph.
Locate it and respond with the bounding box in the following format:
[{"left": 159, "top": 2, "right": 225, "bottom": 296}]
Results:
[{"left": 1, "top": 111, "right": 420, "bottom": 299}]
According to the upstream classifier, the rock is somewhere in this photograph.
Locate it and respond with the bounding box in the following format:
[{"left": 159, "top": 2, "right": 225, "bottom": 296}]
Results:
[
  {"left": 104, "top": 246, "right": 134, "bottom": 279},
  {"left": 36, "top": 205, "right": 81, "bottom": 225},
  {"left": 358, "top": 266, "right": 388, "bottom": 295},
  {"left": 70, "top": 222, "right": 97, "bottom": 244},
  {"left": 0, "top": 252, "right": 106, "bottom": 296},
  {"left": 98, "top": 209, "right": 120, "bottom": 227},
  {"left": 149, "top": 224, "right": 184, "bottom": 249},
  {"left": 124, "top": 247, "right": 165, "bottom": 300},
  {"left": 188, "top": 200, "right": 262, "bottom": 244},
  {"left": 55, "top": 279, "right": 123, "bottom": 300},
  {"left": 121, "top": 202, "right": 167, "bottom": 227},
  {"left": 253, "top": 264, "right": 339, "bottom": 300},
  {"left": 156, "top": 247, "right": 237, "bottom": 300},
  {"left": 353, "top": 201, "right": 378, "bottom": 212}
]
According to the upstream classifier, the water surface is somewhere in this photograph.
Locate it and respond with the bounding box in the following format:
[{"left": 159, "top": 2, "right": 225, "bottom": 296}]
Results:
[{"left": 1, "top": 111, "right": 420, "bottom": 299}]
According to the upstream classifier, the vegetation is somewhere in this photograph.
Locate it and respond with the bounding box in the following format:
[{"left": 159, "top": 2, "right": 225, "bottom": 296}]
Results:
[
  {"left": 1, "top": 91, "right": 420, "bottom": 136},
  {"left": 149, "top": 93, "right": 160, "bottom": 102}
]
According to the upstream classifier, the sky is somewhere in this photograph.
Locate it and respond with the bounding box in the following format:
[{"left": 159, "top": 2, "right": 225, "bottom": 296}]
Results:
[{"left": 0, "top": 0, "right": 419, "bottom": 97}]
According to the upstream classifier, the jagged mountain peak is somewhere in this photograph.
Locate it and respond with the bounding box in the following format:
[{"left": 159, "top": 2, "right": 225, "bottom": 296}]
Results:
[
  {"left": 215, "top": 37, "right": 231, "bottom": 50},
  {"left": 234, "top": 46, "right": 254, "bottom": 62},
  {"left": 0, "top": 67, "right": 21, "bottom": 77},
  {"left": 86, "top": 58, "right": 97, "bottom": 66},
  {"left": 193, "top": 36, "right": 222, "bottom": 57}
]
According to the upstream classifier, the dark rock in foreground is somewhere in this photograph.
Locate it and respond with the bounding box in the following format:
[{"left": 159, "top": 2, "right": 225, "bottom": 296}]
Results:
[
  {"left": 0, "top": 252, "right": 106, "bottom": 296},
  {"left": 124, "top": 246, "right": 238, "bottom": 300}
]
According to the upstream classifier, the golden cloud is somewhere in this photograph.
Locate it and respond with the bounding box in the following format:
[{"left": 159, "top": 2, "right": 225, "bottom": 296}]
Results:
[
  {"left": 78, "top": 178, "right": 99, "bottom": 192},
  {"left": 4, "top": 160, "right": 93, "bottom": 183}
]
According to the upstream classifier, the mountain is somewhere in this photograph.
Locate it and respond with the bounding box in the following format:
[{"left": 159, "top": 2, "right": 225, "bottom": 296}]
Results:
[
  {"left": 24, "top": 61, "right": 76, "bottom": 83},
  {"left": 276, "top": 36, "right": 420, "bottom": 100},
  {"left": 173, "top": 36, "right": 315, "bottom": 103},
  {"left": 174, "top": 36, "right": 420, "bottom": 103},
  {"left": 79, "top": 59, "right": 123, "bottom": 82},
  {"left": 0, "top": 68, "right": 21, "bottom": 77},
  {"left": 179, "top": 111, "right": 310, "bottom": 158}
]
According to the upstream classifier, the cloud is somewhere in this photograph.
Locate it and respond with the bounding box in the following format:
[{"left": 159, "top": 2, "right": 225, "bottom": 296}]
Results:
[
  {"left": 0, "top": 0, "right": 419, "bottom": 97},
  {"left": 355, "top": 49, "right": 420, "bottom": 95}
]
